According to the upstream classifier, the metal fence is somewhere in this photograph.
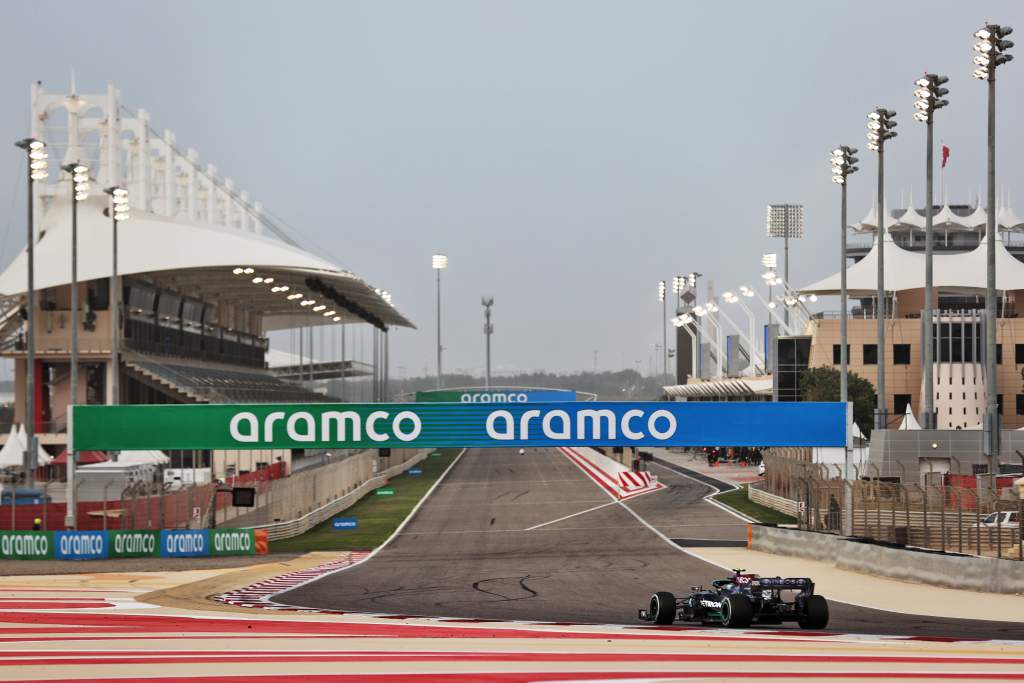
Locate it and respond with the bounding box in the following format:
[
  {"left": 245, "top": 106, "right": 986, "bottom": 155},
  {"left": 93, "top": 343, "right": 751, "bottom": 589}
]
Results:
[{"left": 760, "top": 453, "right": 1023, "bottom": 561}]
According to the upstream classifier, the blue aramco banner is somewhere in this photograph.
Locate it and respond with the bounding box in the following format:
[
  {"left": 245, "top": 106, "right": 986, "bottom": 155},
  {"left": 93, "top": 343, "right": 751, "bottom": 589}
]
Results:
[
  {"left": 160, "top": 529, "right": 209, "bottom": 557},
  {"left": 416, "top": 388, "right": 577, "bottom": 403},
  {"left": 74, "top": 401, "right": 847, "bottom": 450},
  {"left": 54, "top": 531, "right": 109, "bottom": 560}
]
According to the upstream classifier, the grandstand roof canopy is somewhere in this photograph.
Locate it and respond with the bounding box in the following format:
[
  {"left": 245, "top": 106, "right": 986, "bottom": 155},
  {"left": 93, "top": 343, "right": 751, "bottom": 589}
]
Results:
[
  {"left": 0, "top": 196, "right": 413, "bottom": 331},
  {"left": 663, "top": 376, "right": 773, "bottom": 398},
  {"left": 798, "top": 234, "right": 1024, "bottom": 296}
]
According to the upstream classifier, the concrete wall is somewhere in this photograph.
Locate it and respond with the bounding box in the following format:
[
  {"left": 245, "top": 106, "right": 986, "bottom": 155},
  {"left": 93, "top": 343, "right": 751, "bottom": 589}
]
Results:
[
  {"left": 244, "top": 448, "right": 432, "bottom": 540},
  {"left": 229, "top": 447, "right": 424, "bottom": 530},
  {"left": 751, "top": 524, "right": 1024, "bottom": 595},
  {"left": 867, "top": 429, "right": 1024, "bottom": 481}
]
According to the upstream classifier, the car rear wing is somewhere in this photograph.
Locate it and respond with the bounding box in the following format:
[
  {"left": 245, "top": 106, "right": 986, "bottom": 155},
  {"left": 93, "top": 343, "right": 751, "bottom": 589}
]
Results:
[{"left": 757, "top": 577, "right": 813, "bottom": 590}]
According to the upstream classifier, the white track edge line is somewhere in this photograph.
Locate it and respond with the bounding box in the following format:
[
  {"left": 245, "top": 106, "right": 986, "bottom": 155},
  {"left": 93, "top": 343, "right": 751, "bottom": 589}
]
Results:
[
  {"left": 651, "top": 458, "right": 757, "bottom": 524},
  {"left": 263, "top": 448, "right": 466, "bottom": 603},
  {"left": 524, "top": 501, "right": 619, "bottom": 531}
]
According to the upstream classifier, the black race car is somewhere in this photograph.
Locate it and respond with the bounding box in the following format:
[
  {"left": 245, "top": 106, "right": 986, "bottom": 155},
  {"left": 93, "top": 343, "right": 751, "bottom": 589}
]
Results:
[{"left": 638, "top": 569, "right": 829, "bottom": 629}]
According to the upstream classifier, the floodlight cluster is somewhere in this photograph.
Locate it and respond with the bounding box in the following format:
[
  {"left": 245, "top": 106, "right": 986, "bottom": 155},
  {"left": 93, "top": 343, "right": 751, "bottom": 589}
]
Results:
[
  {"left": 912, "top": 73, "right": 949, "bottom": 123},
  {"left": 974, "top": 24, "right": 1014, "bottom": 80},
  {"left": 866, "top": 108, "right": 897, "bottom": 152},
  {"left": 830, "top": 146, "right": 859, "bottom": 185}
]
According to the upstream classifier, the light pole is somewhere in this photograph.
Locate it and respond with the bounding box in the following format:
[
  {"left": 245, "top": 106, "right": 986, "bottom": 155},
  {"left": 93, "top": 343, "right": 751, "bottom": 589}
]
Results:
[
  {"left": 658, "top": 280, "right": 667, "bottom": 381},
  {"left": 974, "top": 23, "right": 1013, "bottom": 476},
  {"left": 62, "top": 162, "right": 89, "bottom": 528},
  {"left": 830, "top": 147, "right": 859, "bottom": 410},
  {"left": 431, "top": 254, "right": 448, "bottom": 389},
  {"left": 913, "top": 74, "right": 949, "bottom": 430},
  {"left": 14, "top": 138, "right": 47, "bottom": 489},
  {"left": 766, "top": 207, "right": 804, "bottom": 328},
  {"left": 482, "top": 296, "right": 494, "bottom": 388},
  {"left": 866, "top": 107, "right": 898, "bottom": 430},
  {"left": 104, "top": 187, "right": 130, "bottom": 411},
  {"left": 831, "top": 147, "right": 858, "bottom": 493}
]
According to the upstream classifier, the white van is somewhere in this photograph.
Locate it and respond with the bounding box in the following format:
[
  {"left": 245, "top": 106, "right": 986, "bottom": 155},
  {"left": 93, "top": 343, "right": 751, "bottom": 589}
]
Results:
[{"left": 981, "top": 511, "right": 1020, "bottom": 528}]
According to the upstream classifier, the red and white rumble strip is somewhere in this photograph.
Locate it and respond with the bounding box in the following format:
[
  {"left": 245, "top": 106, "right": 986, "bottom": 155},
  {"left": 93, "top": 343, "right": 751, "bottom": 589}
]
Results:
[
  {"left": 213, "top": 552, "right": 370, "bottom": 609},
  {"left": 558, "top": 446, "right": 664, "bottom": 500}
]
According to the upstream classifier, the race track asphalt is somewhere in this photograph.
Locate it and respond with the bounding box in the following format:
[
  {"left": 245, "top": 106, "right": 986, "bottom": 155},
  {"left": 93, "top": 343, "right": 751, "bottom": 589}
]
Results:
[{"left": 279, "top": 447, "right": 1023, "bottom": 639}]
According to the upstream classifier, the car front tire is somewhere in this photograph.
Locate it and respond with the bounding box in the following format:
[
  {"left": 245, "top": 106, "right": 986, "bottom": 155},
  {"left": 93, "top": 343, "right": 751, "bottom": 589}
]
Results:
[{"left": 650, "top": 591, "right": 676, "bottom": 625}]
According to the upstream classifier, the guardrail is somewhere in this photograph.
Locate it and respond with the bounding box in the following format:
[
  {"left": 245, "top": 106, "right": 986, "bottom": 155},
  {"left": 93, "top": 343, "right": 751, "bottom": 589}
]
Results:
[
  {"left": 251, "top": 449, "right": 430, "bottom": 540},
  {"left": 748, "top": 481, "right": 801, "bottom": 518}
]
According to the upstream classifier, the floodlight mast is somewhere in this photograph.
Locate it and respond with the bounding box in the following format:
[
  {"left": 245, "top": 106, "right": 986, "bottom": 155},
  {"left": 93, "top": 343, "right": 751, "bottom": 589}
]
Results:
[
  {"left": 766, "top": 205, "right": 804, "bottom": 328},
  {"left": 974, "top": 23, "right": 1013, "bottom": 475},
  {"left": 482, "top": 296, "right": 494, "bottom": 389},
  {"left": 432, "top": 254, "right": 448, "bottom": 389},
  {"left": 14, "top": 138, "right": 48, "bottom": 488},
  {"left": 913, "top": 74, "right": 948, "bottom": 430},
  {"left": 830, "top": 146, "right": 858, "bottom": 408},
  {"left": 61, "top": 162, "right": 90, "bottom": 528},
  {"left": 866, "top": 107, "right": 897, "bottom": 429}
]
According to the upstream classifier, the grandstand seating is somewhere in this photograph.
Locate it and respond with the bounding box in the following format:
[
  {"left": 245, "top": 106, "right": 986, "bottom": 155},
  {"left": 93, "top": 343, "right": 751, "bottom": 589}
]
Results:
[{"left": 126, "top": 358, "right": 332, "bottom": 404}]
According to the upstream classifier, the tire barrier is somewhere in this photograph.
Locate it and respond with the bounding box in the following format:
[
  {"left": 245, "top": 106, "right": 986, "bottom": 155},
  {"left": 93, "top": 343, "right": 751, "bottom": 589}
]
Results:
[{"left": 0, "top": 528, "right": 268, "bottom": 560}]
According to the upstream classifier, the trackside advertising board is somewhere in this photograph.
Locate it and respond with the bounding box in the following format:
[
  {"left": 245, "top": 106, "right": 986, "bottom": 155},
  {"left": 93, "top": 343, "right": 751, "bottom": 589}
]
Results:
[
  {"left": 54, "top": 531, "right": 108, "bottom": 560},
  {"left": 0, "top": 531, "right": 53, "bottom": 559},
  {"left": 71, "top": 401, "right": 847, "bottom": 451},
  {"left": 161, "top": 529, "right": 209, "bottom": 557},
  {"left": 109, "top": 530, "right": 160, "bottom": 558},
  {"left": 211, "top": 529, "right": 256, "bottom": 556},
  {"left": 416, "top": 389, "right": 577, "bottom": 403},
  {"left": 0, "top": 529, "right": 267, "bottom": 560}
]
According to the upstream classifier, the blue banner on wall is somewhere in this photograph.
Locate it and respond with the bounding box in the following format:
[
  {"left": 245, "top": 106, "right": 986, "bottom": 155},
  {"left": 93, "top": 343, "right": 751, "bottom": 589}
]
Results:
[
  {"left": 332, "top": 517, "right": 358, "bottom": 530},
  {"left": 160, "top": 529, "right": 209, "bottom": 557},
  {"left": 54, "top": 531, "right": 108, "bottom": 560}
]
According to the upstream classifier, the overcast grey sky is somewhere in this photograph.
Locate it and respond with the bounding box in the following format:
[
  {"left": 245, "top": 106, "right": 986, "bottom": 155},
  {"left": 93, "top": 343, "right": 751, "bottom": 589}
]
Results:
[{"left": 1, "top": 1, "right": 1022, "bottom": 378}]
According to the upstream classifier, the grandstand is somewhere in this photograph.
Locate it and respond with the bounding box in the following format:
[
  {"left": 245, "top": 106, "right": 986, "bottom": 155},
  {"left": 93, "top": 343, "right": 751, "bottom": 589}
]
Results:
[{"left": 0, "top": 82, "right": 414, "bottom": 478}]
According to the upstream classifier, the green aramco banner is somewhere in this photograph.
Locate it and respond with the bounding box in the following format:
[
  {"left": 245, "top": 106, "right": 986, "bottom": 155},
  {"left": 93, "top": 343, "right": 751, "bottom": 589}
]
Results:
[{"left": 71, "top": 401, "right": 848, "bottom": 450}]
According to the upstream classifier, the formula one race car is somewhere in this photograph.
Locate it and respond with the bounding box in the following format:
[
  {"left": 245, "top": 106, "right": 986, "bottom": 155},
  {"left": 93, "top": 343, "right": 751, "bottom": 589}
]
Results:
[{"left": 638, "top": 569, "right": 829, "bottom": 629}]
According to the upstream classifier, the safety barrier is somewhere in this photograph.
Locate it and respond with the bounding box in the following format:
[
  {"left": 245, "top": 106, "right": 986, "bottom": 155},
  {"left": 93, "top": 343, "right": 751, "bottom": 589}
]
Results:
[
  {"left": 751, "top": 525, "right": 1024, "bottom": 595},
  {"left": 251, "top": 449, "right": 430, "bottom": 540},
  {"left": 757, "top": 453, "right": 1024, "bottom": 561},
  {"left": 748, "top": 481, "right": 802, "bottom": 518},
  {"left": 0, "top": 528, "right": 268, "bottom": 560}
]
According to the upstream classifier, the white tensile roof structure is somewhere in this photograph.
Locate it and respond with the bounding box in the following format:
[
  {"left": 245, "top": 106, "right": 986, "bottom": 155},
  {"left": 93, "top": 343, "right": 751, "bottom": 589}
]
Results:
[
  {"left": 851, "top": 196, "right": 1024, "bottom": 233},
  {"left": 0, "top": 195, "right": 413, "bottom": 332},
  {"left": 4, "top": 82, "right": 413, "bottom": 333},
  {"left": 799, "top": 233, "right": 1024, "bottom": 296}
]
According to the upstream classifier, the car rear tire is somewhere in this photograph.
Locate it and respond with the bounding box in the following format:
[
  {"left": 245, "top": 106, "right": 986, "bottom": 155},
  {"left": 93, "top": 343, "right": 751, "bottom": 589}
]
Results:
[
  {"left": 721, "top": 594, "right": 753, "bottom": 628},
  {"left": 798, "top": 595, "right": 829, "bottom": 630},
  {"left": 650, "top": 591, "right": 676, "bottom": 625}
]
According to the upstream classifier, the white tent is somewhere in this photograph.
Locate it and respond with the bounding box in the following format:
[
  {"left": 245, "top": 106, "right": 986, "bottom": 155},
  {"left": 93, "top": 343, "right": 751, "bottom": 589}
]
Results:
[
  {"left": 0, "top": 424, "right": 52, "bottom": 467},
  {"left": 17, "top": 425, "right": 52, "bottom": 466},
  {"left": 116, "top": 450, "right": 170, "bottom": 465},
  {"left": 899, "top": 404, "right": 922, "bottom": 431},
  {"left": 0, "top": 425, "right": 22, "bottom": 467}
]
